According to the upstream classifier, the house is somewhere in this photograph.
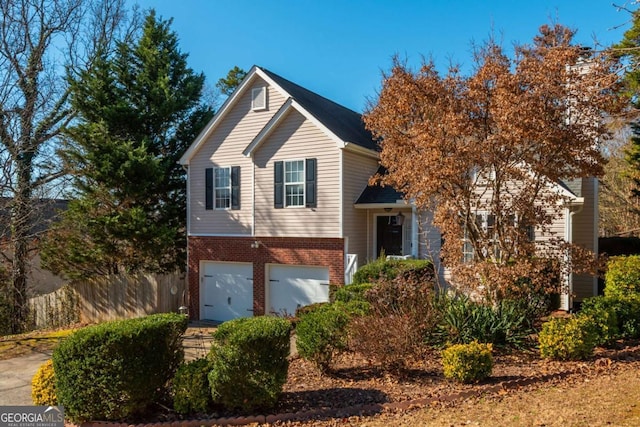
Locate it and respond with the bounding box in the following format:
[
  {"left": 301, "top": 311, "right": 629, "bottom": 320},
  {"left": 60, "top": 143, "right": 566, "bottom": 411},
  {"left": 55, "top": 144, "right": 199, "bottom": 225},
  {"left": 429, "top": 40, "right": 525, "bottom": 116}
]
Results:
[
  {"left": 179, "top": 66, "right": 597, "bottom": 321},
  {"left": 0, "top": 198, "right": 69, "bottom": 295}
]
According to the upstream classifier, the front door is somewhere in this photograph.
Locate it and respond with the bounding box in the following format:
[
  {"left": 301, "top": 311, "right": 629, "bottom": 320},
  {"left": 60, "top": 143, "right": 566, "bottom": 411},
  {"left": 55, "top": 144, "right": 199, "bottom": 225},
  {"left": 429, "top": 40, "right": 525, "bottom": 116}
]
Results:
[{"left": 376, "top": 215, "right": 403, "bottom": 256}]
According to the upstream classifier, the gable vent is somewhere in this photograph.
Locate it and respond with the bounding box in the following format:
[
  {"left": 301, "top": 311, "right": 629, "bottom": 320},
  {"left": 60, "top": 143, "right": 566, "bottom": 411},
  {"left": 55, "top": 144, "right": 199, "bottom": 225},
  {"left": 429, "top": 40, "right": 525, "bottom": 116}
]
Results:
[{"left": 251, "top": 86, "right": 267, "bottom": 111}]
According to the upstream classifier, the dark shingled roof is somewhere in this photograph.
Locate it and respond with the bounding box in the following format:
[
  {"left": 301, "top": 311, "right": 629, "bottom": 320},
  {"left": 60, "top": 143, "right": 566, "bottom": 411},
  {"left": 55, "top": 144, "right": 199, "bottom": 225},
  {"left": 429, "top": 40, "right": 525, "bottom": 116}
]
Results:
[
  {"left": 355, "top": 167, "right": 405, "bottom": 204},
  {"left": 259, "top": 67, "right": 378, "bottom": 152}
]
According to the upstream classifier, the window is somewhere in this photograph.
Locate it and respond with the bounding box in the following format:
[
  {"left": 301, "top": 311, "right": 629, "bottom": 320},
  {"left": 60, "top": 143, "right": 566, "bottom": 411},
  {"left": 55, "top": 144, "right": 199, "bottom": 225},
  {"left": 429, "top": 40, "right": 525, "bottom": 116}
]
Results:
[
  {"left": 214, "top": 167, "right": 231, "bottom": 209},
  {"left": 251, "top": 87, "right": 267, "bottom": 110},
  {"left": 461, "top": 212, "right": 534, "bottom": 262},
  {"left": 205, "top": 166, "right": 240, "bottom": 210},
  {"left": 274, "top": 159, "right": 316, "bottom": 208},
  {"left": 285, "top": 160, "right": 304, "bottom": 207}
]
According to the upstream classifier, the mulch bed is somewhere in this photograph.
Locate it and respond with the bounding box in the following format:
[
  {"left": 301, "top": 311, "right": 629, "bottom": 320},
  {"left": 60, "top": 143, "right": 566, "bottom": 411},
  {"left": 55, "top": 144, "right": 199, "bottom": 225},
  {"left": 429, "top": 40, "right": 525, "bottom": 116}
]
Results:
[{"left": 74, "top": 340, "right": 640, "bottom": 427}]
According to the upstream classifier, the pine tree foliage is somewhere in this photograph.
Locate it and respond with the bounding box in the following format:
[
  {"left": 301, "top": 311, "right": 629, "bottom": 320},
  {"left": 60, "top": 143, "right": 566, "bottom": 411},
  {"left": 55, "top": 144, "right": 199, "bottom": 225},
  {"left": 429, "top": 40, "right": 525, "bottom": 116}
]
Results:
[{"left": 42, "top": 10, "right": 213, "bottom": 278}]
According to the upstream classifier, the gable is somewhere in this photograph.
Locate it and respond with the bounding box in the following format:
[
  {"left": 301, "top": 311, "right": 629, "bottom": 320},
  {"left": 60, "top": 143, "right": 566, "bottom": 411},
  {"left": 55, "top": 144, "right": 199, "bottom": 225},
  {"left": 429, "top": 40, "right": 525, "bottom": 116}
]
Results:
[{"left": 181, "top": 66, "right": 378, "bottom": 165}]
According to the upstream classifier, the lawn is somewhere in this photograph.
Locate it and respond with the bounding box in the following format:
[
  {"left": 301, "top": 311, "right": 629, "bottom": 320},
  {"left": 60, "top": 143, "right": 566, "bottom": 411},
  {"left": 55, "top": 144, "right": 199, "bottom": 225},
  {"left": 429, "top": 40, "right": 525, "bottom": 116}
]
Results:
[{"left": 0, "top": 328, "right": 75, "bottom": 360}]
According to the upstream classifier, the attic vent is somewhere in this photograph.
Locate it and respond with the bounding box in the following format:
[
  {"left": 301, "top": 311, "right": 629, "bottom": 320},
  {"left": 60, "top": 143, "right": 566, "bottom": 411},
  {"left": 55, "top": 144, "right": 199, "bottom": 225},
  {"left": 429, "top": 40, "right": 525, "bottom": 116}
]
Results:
[{"left": 251, "top": 86, "right": 267, "bottom": 111}]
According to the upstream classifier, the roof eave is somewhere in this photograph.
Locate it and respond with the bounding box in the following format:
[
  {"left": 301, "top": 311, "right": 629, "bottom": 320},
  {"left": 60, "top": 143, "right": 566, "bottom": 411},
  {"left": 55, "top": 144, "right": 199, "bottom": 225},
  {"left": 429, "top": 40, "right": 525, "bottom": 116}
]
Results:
[{"left": 342, "top": 141, "right": 379, "bottom": 159}]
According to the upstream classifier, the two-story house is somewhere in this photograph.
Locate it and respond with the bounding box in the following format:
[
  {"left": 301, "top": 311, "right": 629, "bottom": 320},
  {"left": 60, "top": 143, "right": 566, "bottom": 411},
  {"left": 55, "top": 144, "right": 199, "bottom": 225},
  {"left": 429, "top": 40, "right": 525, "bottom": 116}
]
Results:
[{"left": 179, "top": 66, "right": 597, "bottom": 322}]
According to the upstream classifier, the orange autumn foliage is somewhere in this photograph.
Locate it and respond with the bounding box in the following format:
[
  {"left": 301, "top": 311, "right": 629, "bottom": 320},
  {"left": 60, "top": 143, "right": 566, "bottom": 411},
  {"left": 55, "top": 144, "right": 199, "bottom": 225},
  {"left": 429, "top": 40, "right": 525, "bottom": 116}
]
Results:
[{"left": 364, "top": 24, "right": 624, "bottom": 300}]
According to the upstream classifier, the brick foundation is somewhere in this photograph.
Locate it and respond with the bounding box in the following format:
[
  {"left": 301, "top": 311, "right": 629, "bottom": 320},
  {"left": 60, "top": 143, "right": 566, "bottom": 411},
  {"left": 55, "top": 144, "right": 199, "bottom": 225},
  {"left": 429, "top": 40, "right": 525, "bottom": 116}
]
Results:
[{"left": 187, "top": 236, "right": 345, "bottom": 319}]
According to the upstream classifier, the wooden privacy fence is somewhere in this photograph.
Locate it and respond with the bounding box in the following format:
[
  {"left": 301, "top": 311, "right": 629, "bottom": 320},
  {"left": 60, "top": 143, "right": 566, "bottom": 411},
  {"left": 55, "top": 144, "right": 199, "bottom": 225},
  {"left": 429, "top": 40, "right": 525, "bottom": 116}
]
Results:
[
  {"left": 28, "top": 285, "right": 79, "bottom": 330},
  {"left": 28, "top": 272, "right": 186, "bottom": 329}
]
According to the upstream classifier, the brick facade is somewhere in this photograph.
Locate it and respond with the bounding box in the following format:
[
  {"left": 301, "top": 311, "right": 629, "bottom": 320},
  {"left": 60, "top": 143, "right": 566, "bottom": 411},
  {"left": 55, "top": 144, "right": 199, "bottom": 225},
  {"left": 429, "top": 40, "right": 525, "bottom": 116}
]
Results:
[{"left": 187, "top": 236, "right": 345, "bottom": 319}]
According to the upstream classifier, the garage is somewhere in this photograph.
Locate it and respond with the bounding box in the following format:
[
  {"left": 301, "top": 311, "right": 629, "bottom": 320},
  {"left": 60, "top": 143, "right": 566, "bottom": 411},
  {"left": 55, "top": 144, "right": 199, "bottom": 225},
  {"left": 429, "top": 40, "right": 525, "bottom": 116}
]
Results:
[
  {"left": 201, "top": 261, "right": 253, "bottom": 322},
  {"left": 267, "top": 264, "right": 330, "bottom": 316}
]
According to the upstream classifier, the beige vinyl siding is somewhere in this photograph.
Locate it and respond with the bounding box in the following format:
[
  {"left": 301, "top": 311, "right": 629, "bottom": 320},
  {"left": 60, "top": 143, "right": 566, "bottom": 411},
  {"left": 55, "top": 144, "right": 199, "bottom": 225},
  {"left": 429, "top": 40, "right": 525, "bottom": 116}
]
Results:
[
  {"left": 416, "top": 210, "right": 445, "bottom": 279},
  {"left": 342, "top": 150, "right": 379, "bottom": 264},
  {"left": 189, "top": 78, "right": 286, "bottom": 235},
  {"left": 254, "top": 109, "right": 341, "bottom": 237},
  {"left": 571, "top": 177, "right": 598, "bottom": 301}
]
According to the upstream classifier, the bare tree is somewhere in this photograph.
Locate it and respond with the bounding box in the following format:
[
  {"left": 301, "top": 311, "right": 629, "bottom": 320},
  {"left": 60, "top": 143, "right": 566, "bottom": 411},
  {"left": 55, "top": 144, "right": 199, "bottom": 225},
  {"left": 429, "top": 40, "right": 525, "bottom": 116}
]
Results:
[{"left": 0, "top": 0, "right": 132, "bottom": 333}]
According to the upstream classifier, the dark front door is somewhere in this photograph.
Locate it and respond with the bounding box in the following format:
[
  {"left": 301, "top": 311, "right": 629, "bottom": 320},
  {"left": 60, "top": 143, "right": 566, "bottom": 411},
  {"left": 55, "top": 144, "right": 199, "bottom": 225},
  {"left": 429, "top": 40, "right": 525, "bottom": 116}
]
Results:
[{"left": 376, "top": 216, "right": 403, "bottom": 257}]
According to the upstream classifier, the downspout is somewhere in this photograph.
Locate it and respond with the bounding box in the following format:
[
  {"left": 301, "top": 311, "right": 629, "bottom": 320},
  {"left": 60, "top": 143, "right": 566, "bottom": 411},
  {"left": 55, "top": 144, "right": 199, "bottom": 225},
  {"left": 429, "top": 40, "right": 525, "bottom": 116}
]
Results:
[
  {"left": 182, "top": 164, "right": 190, "bottom": 315},
  {"left": 251, "top": 157, "right": 256, "bottom": 236},
  {"left": 411, "top": 205, "right": 418, "bottom": 258}
]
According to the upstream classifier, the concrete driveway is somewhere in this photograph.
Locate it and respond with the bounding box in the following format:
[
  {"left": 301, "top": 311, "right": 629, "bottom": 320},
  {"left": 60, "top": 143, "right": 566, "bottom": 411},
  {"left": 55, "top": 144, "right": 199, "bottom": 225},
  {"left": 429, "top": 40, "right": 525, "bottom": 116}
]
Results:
[{"left": 0, "top": 351, "right": 51, "bottom": 405}]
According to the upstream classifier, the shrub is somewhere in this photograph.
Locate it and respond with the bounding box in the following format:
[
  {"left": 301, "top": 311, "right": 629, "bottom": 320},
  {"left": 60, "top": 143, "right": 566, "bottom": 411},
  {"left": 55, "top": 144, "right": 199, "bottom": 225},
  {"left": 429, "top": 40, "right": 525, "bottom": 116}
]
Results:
[
  {"left": 581, "top": 294, "right": 640, "bottom": 340},
  {"left": 352, "top": 258, "right": 433, "bottom": 285},
  {"left": 434, "top": 294, "right": 534, "bottom": 349},
  {"left": 349, "top": 276, "right": 438, "bottom": 373},
  {"left": 580, "top": 296, "right": 620, "bottom": 345},
  {"left": 172, "top": 358, "right": 213, "bottom": 415},
  {"left": 442, "top": 341, "right": 493, "bottom": 383},
  {"left": 296, "top": 304, "right": 351, "bottom": 373},
  {"left": 31, "top": 359, "right": 56, "bottom": 405},
  {"left": 53, "top": 313, "right": 188, "bottom": 422},
  {"left": 208, "top": 316, "right": 291, "bottom": 412},
  {"left": 605, "top": 255, "right": 640, "bottom": 298},
  {"left": 332, "top": 283, "right": 373, "bottom": 304},
  {"left": 538, "top": 316, "right": 597, "bottom": 361}
]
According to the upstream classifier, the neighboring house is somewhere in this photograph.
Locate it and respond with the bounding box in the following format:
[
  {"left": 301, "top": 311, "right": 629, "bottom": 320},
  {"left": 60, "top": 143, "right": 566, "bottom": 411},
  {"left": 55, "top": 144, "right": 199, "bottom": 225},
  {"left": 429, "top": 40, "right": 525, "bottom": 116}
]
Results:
[
  {"left": 179, "top": 66, "right": 597, "bottom": 322},
  {"left": 0, "top": 198, "right": 69, "bottom": 295}
]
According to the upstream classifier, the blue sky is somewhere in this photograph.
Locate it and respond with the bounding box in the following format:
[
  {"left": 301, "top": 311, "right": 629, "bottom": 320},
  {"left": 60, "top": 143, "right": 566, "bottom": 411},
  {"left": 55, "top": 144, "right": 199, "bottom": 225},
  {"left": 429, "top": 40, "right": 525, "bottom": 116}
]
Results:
[{"left": 131, "top": 0, "right": 633, "bottom": 112}]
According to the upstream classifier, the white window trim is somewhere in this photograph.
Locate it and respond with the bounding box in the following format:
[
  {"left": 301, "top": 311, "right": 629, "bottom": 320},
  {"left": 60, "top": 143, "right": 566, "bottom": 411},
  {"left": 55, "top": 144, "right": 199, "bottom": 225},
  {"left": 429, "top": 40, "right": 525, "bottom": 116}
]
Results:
[
  {"left": 251, "top": 86, "right": 267, "bottom": 111},
  {"left": 462, "top": 212, "right": 534, "bottom": 262},
  {"left": 284, "top": 159, "right": 305, "bottom": 208},
  {"left": 214, "top": 166, "right": 231, "bottom": 210}
]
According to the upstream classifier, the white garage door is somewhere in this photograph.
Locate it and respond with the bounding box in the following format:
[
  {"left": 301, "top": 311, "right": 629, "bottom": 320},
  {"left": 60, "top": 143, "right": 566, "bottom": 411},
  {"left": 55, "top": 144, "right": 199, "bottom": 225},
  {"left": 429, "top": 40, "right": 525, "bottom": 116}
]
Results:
[
  {"left": 268, "top": 265, "right": 330, "bottom": 316},
  {"left": 201, "top": 262, "right": 253, "bottom": 322}
]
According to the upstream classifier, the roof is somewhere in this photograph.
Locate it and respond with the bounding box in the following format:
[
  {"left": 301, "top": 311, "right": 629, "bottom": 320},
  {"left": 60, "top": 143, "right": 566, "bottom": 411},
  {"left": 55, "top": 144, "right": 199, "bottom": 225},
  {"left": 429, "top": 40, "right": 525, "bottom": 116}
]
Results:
[
  {"left": 355, "top": 167, "right": 405, "bottom": 205},
  {"left": 258, "top": 67, "right": 378, "bottom": 152},
  {"left": 179, "top": 65, "right": 378, "bottom": 165}
]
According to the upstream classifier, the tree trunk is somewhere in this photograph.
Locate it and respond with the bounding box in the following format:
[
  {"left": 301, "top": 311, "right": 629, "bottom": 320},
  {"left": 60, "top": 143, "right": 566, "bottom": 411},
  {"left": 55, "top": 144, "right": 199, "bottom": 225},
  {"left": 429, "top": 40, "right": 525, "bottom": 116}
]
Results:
[{"left": 10, "top": 158, "right": 33, "bottom": 334}]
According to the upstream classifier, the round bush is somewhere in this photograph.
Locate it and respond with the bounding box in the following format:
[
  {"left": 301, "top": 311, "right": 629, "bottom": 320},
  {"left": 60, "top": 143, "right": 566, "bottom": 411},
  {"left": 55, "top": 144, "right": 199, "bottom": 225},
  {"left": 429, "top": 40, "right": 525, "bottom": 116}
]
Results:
[
  {"left": 580, "top": 296, "right": 619, "bottom": 345},
  {"left": 32, "top": 359, "right": 56, "bottom": 405},
  {"left": 53, "top": 313, "right": 188, "bottom": 422},
  {"left": 538, "top": 316, "right": 597, "bottom": 361},
  {"left": 172, "top": 358, "right": 213, "bottom": 415},
  {"left": 605, "top": 255, "right": 640, "bottom": 298},
  {"left": 441, "top": 341, "right": 493, "bottom": 383},
  {"left": 296, "top": 304, "right": 350, "bottom": 373},
  {"left": 208, "top": 316, "right": 291, "bottom": 412}
]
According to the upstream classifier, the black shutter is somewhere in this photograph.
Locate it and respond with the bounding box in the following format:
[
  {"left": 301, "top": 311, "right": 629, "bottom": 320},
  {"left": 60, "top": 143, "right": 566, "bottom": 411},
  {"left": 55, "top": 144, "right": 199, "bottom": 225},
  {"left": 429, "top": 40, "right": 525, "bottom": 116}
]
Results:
[
  {"left": 274, "top": 161, "right": 283, "bottom": 208},
  {"left": 205, "top": 168, "right": 213, "bottom": 210},
  {"left": 231, "top": 166, "right": 240, "bottom": 210},
  {"left": 305, "top": 158, "right": 317, "bottom": 208}
]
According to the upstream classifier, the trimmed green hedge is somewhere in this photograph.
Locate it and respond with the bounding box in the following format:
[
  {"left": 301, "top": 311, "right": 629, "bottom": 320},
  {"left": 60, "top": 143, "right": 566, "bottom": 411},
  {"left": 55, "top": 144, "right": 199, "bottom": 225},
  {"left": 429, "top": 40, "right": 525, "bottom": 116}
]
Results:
[
  {"left": 605, "top": 255, "right": 640, "bottom": 298},
  {"left": 581, "top": 294, "right": 640, "bottom": 340},
  {"left": 352, "top": 258, "right": 433, "bottom": 285},
  {"left": 53, "top": 313, "right": 188, "bottom": 422},
  {"left": 208, "top": 316, "right": 291, "bottom": 412},
  {"left": 296, "top": 303, "right": 351, "bottom": 372},
  {"left": 172, "top": 358, "right": 213, "bottom": 415}
]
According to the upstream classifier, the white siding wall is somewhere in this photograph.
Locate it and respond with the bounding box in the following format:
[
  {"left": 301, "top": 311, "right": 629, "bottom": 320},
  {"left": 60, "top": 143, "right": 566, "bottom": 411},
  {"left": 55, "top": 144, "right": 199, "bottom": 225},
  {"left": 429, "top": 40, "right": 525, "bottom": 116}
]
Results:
[
  {"left": 342, "top": 151, "right": 379, "bottom": 263},
  {"left": 253, "top": 109, "right": 341, "bottom": 237},
  {"left": 189, "top": 78, "right": 286, "bottom": 235}
]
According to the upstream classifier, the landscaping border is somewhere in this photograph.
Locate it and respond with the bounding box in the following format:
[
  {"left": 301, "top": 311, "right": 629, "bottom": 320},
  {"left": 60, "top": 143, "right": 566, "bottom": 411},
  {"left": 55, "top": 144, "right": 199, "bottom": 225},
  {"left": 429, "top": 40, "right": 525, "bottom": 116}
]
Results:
[{"left": 68, "top": 369, "right": 578, "bottom": 427}]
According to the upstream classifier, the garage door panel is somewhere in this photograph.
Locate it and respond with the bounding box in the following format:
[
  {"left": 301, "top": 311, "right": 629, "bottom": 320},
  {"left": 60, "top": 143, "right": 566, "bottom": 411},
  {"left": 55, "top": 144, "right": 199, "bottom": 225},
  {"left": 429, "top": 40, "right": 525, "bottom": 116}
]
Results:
[
  {"left": 268, "top": 265, "right": 330, "bottom": 316},
  {"left": 201, "top": 262, "right": 253, "bottom": 322}
]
